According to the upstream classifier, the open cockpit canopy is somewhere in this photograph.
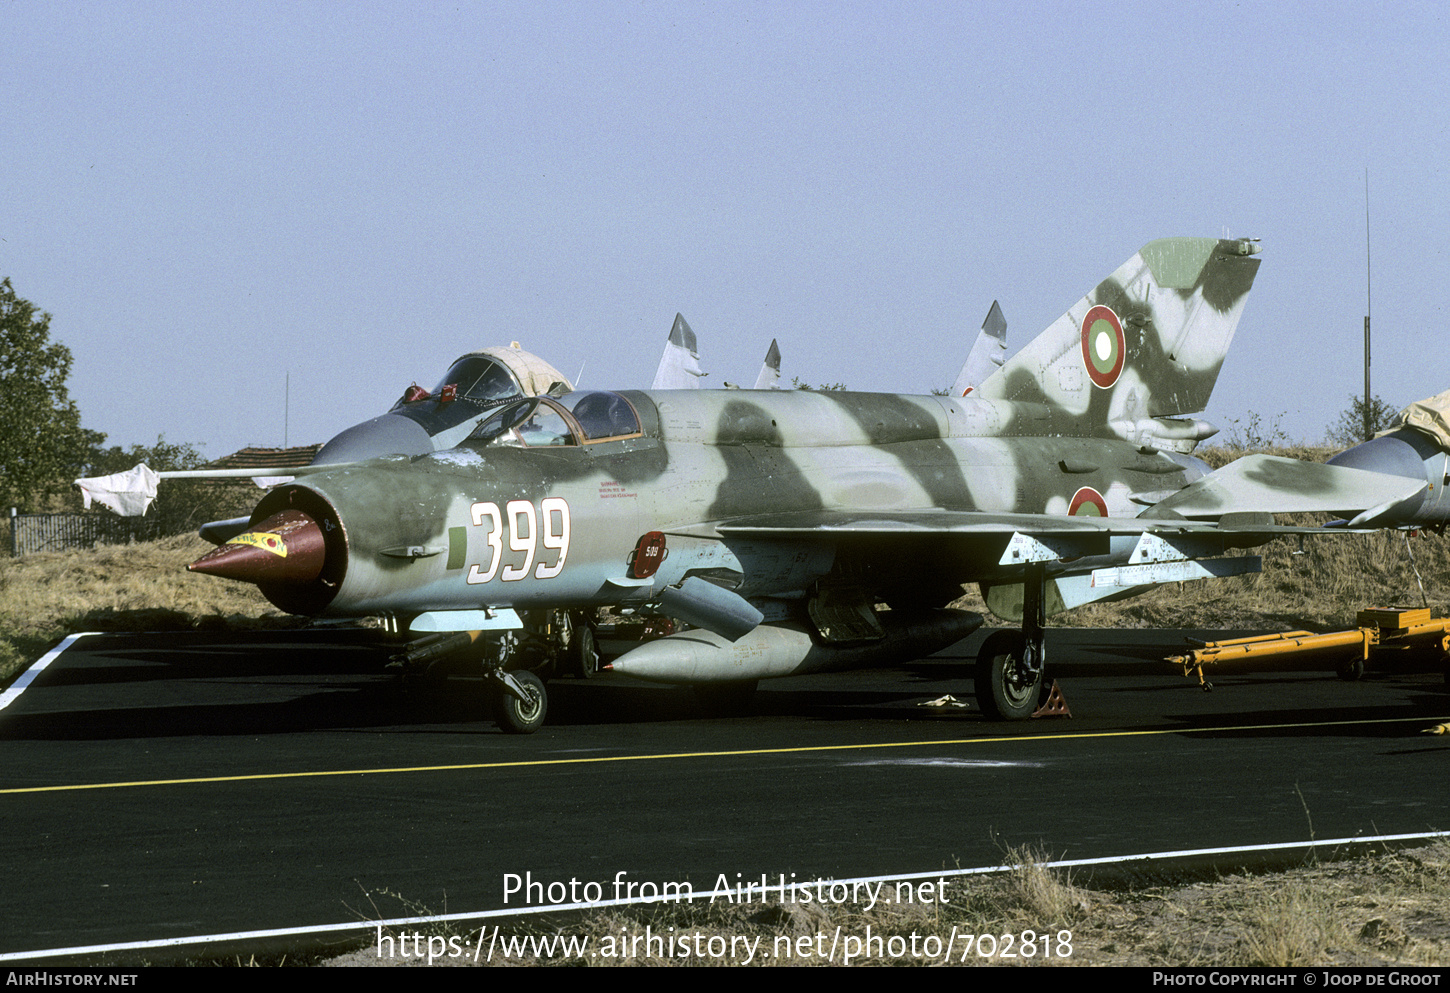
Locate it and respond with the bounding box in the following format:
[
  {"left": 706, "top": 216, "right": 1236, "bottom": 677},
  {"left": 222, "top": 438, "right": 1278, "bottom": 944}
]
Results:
[{"left": 396, "top": 344, "right": 573, "bottom": 409}]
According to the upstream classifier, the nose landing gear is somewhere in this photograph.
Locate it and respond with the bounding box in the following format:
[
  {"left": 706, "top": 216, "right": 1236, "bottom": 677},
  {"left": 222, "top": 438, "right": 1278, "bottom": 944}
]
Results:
[
  {"left": 491, "top": 669, "right": 548, "bottom": 734},
  {"left": 389, "top": 609, "right": 597, "bottom": 734}
]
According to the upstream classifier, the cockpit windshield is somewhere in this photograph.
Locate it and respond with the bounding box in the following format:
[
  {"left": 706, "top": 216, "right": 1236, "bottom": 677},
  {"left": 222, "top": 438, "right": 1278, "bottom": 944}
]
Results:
[
  {"left": 470, "top": 400, "right": 533, "bottom": 444},
  {"left": 429, "top": 355, "right": 524, "bottom": 404}
]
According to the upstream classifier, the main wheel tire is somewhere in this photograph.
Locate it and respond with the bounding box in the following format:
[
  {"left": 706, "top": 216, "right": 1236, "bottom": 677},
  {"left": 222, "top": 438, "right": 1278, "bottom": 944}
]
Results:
[
  {"left": 975, "top": 630, "right": 1043, "bottom": 721},
  {"left": 493, "top": 671, "right": 548, "bottom": 734},
  {"left": 561, "top": 614, "right": 598, "bottom": 679}
]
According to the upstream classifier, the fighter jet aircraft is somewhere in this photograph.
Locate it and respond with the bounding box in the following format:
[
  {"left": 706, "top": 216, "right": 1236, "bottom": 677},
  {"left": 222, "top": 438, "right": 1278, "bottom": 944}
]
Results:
[
  {"left": 179, "top": 237, "right": 1433, "bottom": 733},
  {"left": 651, "top": 314, "right": 709, "bottom": 390}
]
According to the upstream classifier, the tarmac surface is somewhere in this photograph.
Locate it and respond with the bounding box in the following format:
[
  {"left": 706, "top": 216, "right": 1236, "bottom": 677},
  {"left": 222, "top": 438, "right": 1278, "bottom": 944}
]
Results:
[{"left": 1, "top": 625, "right": 1448, "bottom": 961}]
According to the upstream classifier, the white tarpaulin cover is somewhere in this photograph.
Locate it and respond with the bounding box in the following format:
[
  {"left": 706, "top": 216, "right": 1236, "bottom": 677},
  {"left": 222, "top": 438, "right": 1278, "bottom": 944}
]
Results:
[
  {"left": 75, "top": 464, "right": 160, "bottom": 517},
  {"left": 476, "top": 343, "right": 573, "bottom": 395},
  {"left": 1395, "top": 389, "right": 1450, "bottom": 447}
]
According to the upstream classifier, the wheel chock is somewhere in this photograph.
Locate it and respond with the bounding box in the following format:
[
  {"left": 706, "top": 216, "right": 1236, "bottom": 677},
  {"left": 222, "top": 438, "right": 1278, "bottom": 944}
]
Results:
[{"left": 1031, "top": 680, "right": 1071, "bottom": 718}]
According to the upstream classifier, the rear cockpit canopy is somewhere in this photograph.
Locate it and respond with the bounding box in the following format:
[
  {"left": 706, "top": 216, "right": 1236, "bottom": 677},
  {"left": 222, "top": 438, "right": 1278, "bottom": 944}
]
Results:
[{"left": 566, "top": 391, "right": 641, "bottom": 440}]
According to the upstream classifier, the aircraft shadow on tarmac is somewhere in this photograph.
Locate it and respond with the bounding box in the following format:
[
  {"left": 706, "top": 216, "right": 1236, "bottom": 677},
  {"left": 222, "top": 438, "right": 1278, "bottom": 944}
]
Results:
[
  {"left": 0, "top": 630, "right": 993, "bottom": 740},
  {"left": 3, "top": 629, "right": 1445, "bottom": 742}
]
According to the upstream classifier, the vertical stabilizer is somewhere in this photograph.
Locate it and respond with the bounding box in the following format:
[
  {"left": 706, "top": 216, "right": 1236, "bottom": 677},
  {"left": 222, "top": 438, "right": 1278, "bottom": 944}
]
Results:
[
  {"left": 950, "top": 300, "right": 1008, "bottom": 396},
  {"left": 976, "top": 238, "right": 1260, "bottom": 444},
  {"left": 651, "top": 314, "right": 708, "bottom": 389},
  {"left": 753, "top": 339, "right": 782, "bottom": 390}
]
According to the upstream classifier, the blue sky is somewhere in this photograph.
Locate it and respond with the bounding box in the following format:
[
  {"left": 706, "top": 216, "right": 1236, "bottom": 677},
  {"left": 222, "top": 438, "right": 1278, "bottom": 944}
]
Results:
[{"left": 3, "top": 1, "right": 1447, "bottom": 457}]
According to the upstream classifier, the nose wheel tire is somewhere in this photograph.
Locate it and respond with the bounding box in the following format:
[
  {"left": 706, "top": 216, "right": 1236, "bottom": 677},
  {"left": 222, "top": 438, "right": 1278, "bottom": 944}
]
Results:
[
  {"left": 493, "top": 670, "right": 548, "bottom": 734},
  {"left": 975, "top": 630, "right": 1044, "bottom": 721}
]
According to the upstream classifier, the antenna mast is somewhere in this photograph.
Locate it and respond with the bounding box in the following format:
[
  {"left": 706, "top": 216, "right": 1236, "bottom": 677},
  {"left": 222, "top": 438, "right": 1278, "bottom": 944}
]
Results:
[{"left": 1363, "top": 168, "right": 1372, "bottom": 441}]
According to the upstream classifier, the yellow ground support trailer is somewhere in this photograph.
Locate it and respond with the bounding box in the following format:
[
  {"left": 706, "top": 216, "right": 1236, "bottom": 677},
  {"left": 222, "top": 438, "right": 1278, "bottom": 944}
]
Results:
[{"left": 1169, "top": 607, "right": 1450, "bottom": 689}]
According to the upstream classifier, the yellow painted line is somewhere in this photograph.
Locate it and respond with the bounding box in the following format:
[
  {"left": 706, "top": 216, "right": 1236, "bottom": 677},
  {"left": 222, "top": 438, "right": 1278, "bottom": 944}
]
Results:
[{"left": 3, "top": 713, "right": 1446, "bottom": 796}]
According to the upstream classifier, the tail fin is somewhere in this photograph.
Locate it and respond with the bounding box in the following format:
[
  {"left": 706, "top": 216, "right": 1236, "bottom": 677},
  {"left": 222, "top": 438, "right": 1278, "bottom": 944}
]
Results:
[
  {"left": 753, "top": 339, "right": 782, "bottom": 390},
  {"left": 976, "top": 238, "right": 1261, "bottom": 449},
  {"left": 949, "top": 300, "right": 1007, "bottom": 397},
  {"left": 651, "top": 314, "right": 707, "bottom": 389}
]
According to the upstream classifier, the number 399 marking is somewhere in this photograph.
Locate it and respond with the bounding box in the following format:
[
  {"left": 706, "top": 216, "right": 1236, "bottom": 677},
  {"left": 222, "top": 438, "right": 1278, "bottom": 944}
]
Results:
[{"left": 466, "top": 497, "right": 570, "bottom": 584}]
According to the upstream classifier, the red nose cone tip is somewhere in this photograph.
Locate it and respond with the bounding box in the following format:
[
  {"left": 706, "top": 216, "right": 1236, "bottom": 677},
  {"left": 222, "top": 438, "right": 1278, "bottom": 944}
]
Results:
[{"left": 188, "top": 509, "right": 326, "bottom": 585}]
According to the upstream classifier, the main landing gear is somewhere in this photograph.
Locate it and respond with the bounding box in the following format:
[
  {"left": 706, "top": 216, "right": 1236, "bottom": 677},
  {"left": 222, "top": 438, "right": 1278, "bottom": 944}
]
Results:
[
  {"left": 389, "top": 609, "right": 599, "bottom": 734},
  {"left": 975, "top": 563, "right": 1048, "bottom": 720}
]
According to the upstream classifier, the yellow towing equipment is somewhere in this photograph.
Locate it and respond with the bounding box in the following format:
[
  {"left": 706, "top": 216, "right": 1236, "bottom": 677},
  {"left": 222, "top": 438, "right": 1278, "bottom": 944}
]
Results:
[{"left": 1169, "top": 607, "right": 1450, "bottom": 689}]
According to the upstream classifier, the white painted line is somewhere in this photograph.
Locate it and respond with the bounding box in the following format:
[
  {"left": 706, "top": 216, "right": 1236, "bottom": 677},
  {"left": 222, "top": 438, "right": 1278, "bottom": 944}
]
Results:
[
  {"left": 0, "top": 633, "right": 98, "bottom": 713},
  {"left": 846, "top": 758, "right": 1047, "bottom": 768},
  {"left": 4, "top": 828, "right": 1448, "bottom": 963}
]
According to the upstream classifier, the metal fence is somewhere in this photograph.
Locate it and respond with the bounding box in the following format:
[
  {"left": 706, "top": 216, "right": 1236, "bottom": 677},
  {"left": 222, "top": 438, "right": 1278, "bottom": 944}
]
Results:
[{"left": 8, "top": 511, "right": 168, "bottom": 557}]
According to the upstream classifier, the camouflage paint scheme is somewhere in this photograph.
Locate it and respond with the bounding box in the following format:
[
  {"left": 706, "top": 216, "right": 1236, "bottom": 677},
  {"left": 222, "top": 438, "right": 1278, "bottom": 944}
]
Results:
[
  {"left": 240, "top": 238, "right": 1278, "bottom": 618},
  {"left": 190, "top": 238, "right": 1433, "bottom": 725}
]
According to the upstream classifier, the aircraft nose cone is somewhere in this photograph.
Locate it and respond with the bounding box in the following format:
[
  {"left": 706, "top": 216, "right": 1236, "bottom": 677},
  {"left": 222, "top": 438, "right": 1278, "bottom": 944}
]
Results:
[{"left": 188, "top": 509, "right": 326, "bottom": 585}]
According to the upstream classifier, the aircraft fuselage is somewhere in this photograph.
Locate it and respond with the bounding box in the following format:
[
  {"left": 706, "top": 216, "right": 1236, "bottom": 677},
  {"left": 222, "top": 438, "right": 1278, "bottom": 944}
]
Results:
[{"left": 239, "top": 387, "right": 1206, "bottom": 620}]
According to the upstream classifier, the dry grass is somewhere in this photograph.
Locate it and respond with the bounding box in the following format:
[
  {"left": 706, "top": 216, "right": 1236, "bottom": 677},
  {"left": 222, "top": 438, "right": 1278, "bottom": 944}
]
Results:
[
  {"left": 994, "top": 846, "right": 1088, "bottom": 924},
  {"left": 0, "top": 532, "right": 290, "bottom": 685},
  {"left": 323, "top": 842, "right": 1450, "bottom": 967},
  {"left": 1235, "top": 884, "right": 1349, "bottom": 966}
]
